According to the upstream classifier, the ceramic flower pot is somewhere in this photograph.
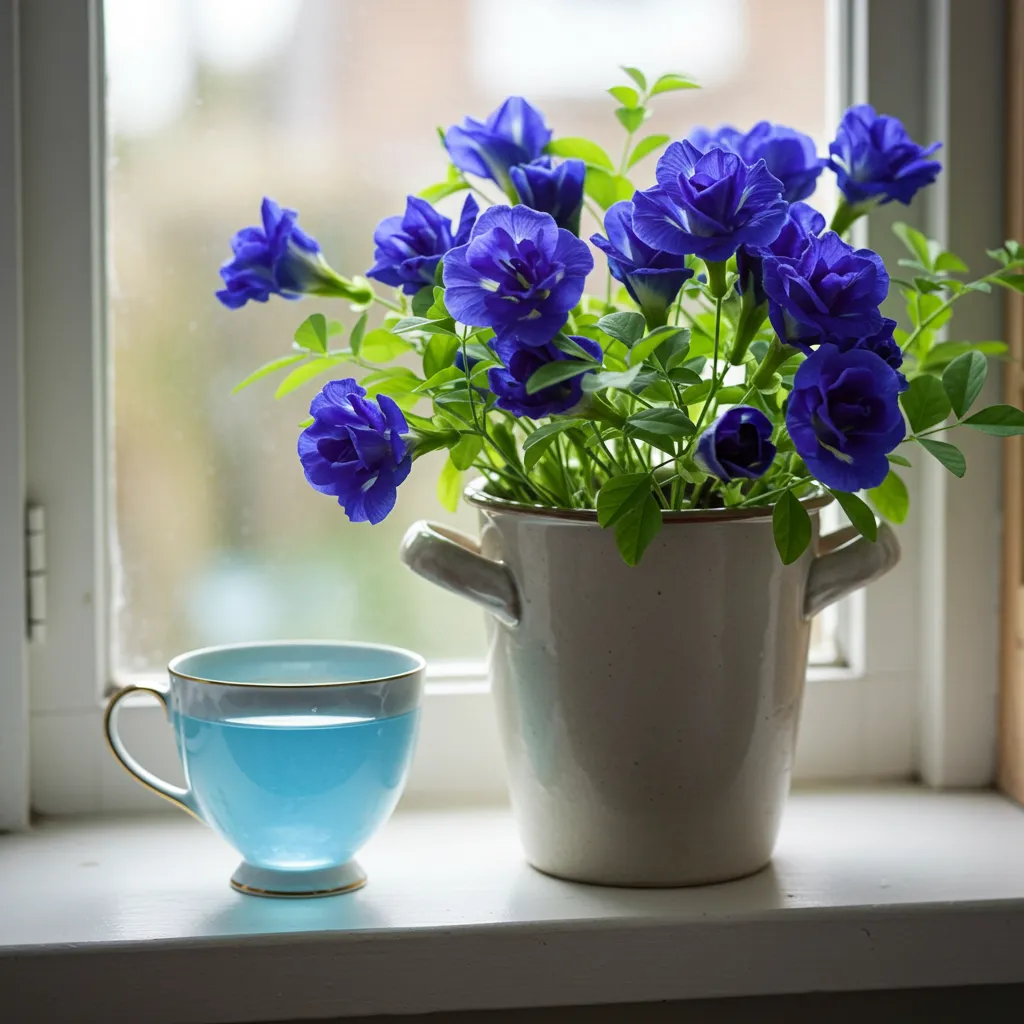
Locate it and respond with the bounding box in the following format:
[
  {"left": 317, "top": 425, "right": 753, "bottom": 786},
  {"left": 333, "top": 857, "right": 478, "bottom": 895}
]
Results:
[{"left": 401, "top": 481, "right": 900, "bottom": 887}]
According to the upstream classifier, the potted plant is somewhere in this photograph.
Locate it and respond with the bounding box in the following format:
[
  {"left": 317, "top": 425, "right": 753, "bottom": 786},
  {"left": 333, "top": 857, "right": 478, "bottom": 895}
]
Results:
[{"left": 217, "top": 71, "right": 1024, "bottom": 887}]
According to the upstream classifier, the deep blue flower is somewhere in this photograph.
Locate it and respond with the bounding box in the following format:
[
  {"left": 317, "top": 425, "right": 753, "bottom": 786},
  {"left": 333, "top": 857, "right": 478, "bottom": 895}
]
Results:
[
  {"left": 297, "top": 379, "right": 411, "bottom": 525},
  {"left": 366, "top": 194, "right": 478, "bottom": 295},
  {"left": 445, "top": 97, "right": 552, "bottom": 195},
  {"left": 786, "top": 345, "right": 905, "bottom": 491},
  {"left": 762, "top": 230, "right": 889, "bottom": 350},
  {"left": 510, "top": 157, "right": 585, "bottom": 234},
  {"left": 695, "top": 406, "right": 777, "bottom": 481},
  {"left": 736, "top": 202, "right": 825, "bottom": 306},
  {"left": 827, "top": 317, "right": 908, "bottom": 392},
  {"left": 442, "top": 205, "right": 593, "bottom": 347},
  {"left": 488, "top": 335, "right": 601, "bottom": 419},
  {"left": 828, "top": 104, "right": 942, "bottom": 206},
  {"left": 631, "top": 141, "right": 788, "bottom": 262},
  {"left": 217, "top": 198, "right": 347, "bottom": 309},
  {"left": 689, "top": 122, "right": 824, "bottom": 202},
  {"left": 591, "top": 200, "right": 694, "bottom": 326}
]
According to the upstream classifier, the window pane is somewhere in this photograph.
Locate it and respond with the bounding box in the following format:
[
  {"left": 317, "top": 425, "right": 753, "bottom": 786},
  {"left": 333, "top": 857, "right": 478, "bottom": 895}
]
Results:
[{"left": 105, "top": 0, "right": 837, "bottom": 676}]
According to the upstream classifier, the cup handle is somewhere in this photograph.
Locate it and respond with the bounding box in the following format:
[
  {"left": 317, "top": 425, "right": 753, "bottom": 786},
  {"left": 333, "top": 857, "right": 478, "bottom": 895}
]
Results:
[
  {"left": 804, "top": 521, "right": 901, "bottom": 619},
  {"left": 400, "top": 520, "right": 521, "bottom": 626},
  {"left": 104, "top": 682, "right": 200, "bottom": 819}
]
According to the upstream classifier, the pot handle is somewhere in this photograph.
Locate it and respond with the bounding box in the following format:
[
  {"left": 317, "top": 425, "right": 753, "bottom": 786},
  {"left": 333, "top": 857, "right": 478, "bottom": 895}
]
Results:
[
  {"left": 804, "top": 521, "right": 900, "bottom": 619},
  {"left": 400, "top": 521, "right": 521, "bottom": 627}
]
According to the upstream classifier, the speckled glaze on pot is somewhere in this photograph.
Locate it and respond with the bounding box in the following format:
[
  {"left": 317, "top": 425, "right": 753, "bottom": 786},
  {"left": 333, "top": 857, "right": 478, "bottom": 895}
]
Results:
[{"left": 401, "top": 482, "right": 899, "bottom": 887}]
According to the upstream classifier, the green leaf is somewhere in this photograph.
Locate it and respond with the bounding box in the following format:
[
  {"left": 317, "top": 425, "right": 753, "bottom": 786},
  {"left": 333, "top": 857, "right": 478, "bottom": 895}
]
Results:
[
  {"left": 887, "top": 452, "right": 913, "bottom": 467},
  {"left": 627, "top": 133, "right": 671, "bottom": 169},
  {"left": 710, "top": 384, "right": 747, "bottom": 403},
  {"left": 829, "top": 489, "right": 878, "bottom": 542},
  {"left": 360, "top": 328, "right": 413, "bottom": 363},
  {"left": 553, "top": 333, "right": 601, "bottom": 362},
  {"left": 231, "top": 352, "right": 306, "bottom": 394},
  {"left": 901, "top": 374, "right": 950, "bottom": 433},
  {"left": 449, "top": 433, "right": 483, "bottom": 471},
  {"left": 416, "top": 365, "right": 465, "bottom": 392},
  {"left": 294, "top": 313, "right": 329, "bottom": 354},
  {"left": 995, "top": 274, "right": 1024, "bottom": 294},
  {"left": 681, "top": 379, "right": 713, "bottom": 405},
  {"left": 274, "top": 354, "right": 348, "bottom": 399},
  {"left": 597, "top": 311, "right": 646, "bottom": 347},
  {"left": 522, "top": 418, "right": 585, "bottom": 472},
  {"left": 620, "top": 65, "right": 647, "bottom": 91},
  {"left": 298, "top": 415, "right": 313, "bottom": 429},
  {"left": 525, "top": 359, "right": 595, "bottom": 395},
  {"left": 584, "top": 167, "right": 635, "bottom": 209},
  {"left": 942, "top": 350, "right": 987, "bottom": 419},
  {"left": 614, "top": 494, "right": 662, "bottom": 566},
  {"left": 391, "top": 316, "right": 456, "bottom": 337},
  {"left": 629, "top": 325, "right": 688, "bottom": 366},
  {"left": 418, "top": 179, "right": 469, "bottom": 203},
  {"left": 922, "top": 339, "right": 1008, "bottom": 370},
  {"left": 868, "top": 469, "right": 909, "bottom": 524},
  {"left": 918, "top": 437, "right": 966, "bottom": 477},
  {"left": 411, "top": 286, "right": 435, "bottom": 318},
  {"left": 892, "top": 221, "right": 935, "bottom": 271},
  {"left": 580, "top": 364, "right": 643, "bottom": 392},
  {"left": 625, "top": 407, "right": 695, "bottom": 437},
  {"left": 349, "top": 313, "right": 367, "bottom": 357},
  {"left": 608, "top": 85, "right": 639, "bottom": 108},
  {"left": 615, "top": 106, "right": 650, "bottom": 133},
  {"left": 423, "top": 333, "right": 460, "bottom": 379},
  {"left": 546, "top": 137, "right": 615, "bottom": 171},
  {"left": 935, "top": 251, "right": 969, "bottom": 273},
  {"left": 962, "top": 404, "right": 1024, "bottom": 435},
  {"left": 596, "top": 473, "right": 652, "bottom": 527},
  {"left": 649, "top": 72, "right": 700, "bottom": 96},
  {"left": 437, "top": 457, "right": 463, "bottom": 512},
  {"left": 772, "top": 490, "right": 812, "bottom": 564}
]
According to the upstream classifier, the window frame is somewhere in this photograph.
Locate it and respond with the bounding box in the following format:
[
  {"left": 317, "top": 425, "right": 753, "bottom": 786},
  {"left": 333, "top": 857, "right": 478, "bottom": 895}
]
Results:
[{"left": 2, "top": 0, "right": 1007, "bottom": 818}]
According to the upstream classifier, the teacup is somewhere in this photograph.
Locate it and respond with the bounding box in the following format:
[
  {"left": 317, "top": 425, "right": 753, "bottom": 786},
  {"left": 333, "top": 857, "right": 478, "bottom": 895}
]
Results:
[{"left": 105, "top": 640, "right": 425, "bottom": 897}]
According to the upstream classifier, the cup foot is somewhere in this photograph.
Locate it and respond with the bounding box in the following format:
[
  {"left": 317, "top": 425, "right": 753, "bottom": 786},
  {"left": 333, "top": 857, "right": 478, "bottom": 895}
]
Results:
[{"left": 230, "top": 860, "right": 367, "bottom": 898}]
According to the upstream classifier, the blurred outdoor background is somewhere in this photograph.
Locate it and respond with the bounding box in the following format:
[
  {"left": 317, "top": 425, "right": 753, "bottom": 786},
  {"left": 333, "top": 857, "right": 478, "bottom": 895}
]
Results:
[{"left": 105, "top": 0, "right": 837, "bottom": 677}]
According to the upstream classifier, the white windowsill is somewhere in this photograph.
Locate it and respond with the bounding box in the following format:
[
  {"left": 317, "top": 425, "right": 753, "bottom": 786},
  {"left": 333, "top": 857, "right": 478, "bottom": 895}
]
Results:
[{"left": 2, "top": 787, "right": 1024, "bottom": 1023}]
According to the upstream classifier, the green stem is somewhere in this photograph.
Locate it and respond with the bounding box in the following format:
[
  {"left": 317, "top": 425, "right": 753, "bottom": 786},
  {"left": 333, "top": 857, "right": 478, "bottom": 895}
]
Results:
[
  {"left": 751, "top": 336, "right": 796, "bottom": 390},
  {"left": 829, "top": 197, "right": 870, "bottom": 237},
  {"left": 682, "top": 296, "right": 724, "bottom": 454},
  {"left": 372, "top": 293, "right": 403, "bottom": 313},
  {"left": 704, "top": 260, "right": 729, "bottom": 300},
  {"left": 738, "top": 476, "right": 813, "bottom": 507}
]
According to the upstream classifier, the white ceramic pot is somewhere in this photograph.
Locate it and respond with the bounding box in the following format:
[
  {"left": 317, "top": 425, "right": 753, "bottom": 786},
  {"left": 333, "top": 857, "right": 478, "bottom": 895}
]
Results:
[{"left": 401, "top": 482, "right": 899, "bottom": 887}]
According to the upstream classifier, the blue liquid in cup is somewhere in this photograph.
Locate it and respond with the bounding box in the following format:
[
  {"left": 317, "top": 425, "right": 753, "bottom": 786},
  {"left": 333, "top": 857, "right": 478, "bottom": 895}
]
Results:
[{"left": 176, "top": 709, "right": 419, "bottom": 871}]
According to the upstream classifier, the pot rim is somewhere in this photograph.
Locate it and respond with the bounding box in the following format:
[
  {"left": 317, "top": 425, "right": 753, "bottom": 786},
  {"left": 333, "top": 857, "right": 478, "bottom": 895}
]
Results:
[{"left": 464, "top": 477, "right": 832, "bottom": 524}]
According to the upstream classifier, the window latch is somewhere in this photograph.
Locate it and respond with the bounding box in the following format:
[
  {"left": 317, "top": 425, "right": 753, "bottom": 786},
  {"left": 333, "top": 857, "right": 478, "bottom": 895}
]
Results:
[{"left": 25, "top": 504, "right": 46, "bottom": 643}]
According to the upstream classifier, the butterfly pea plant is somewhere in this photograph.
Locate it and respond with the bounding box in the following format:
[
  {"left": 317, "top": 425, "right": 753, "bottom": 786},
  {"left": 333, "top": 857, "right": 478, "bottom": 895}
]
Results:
[{"left": 217, "top": 70, "right": 1024, "bottom": 566}]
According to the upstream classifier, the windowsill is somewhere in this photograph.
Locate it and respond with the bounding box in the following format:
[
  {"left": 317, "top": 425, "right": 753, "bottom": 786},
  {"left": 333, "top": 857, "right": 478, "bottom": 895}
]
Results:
[{"left": 2, "top": 787, "right": 1024, "bottom": 1023}]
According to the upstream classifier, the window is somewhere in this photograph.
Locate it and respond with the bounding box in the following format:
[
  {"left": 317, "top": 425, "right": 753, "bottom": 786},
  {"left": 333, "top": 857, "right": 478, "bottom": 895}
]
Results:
[{"left": 5, "top": 0, "right": 1007, "bottom": 822}]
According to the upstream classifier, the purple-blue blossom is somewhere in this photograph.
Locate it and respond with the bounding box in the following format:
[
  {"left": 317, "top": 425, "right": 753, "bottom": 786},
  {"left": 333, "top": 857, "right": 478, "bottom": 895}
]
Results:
[
  {"left": 442, "top": 205, "right": 593, "bottom": 347},
  {"left": 828, "top": 105, "right": 942, "bottom": 206},
  {"left": 695, "top": 406, "right": 777, "bottom": 481},
  {"left": 510, "top": 157, "right": 585, "bottom": 234},
  {"left": 631, "top": 141, "right": 788, "bottom": 263},
  {"left": 786, "top": 345, "right": 905, "bottom": 492},
  {"left": 735, "top": 202, "right": 825, "bottom": 306},
  {"left": 366, "top": 194, "right": 478, "bottom": 295},
  {"left": 826, "top": 317, "right": 908, "bottom": 392},
  {"left": 488, "top": 335, "right": 601, "bottom": 419},
  {"left": 445, "top": 97, "right": 551, "bottom": 197},
  {"left": 591, "top": 200, "right": 694, "bottom": 327},
  {"left": 298, "top": 379, "right": 411, "bottom": 525},
  {"left": 761, "top": 230, "right": 889, "bottom": 350}
]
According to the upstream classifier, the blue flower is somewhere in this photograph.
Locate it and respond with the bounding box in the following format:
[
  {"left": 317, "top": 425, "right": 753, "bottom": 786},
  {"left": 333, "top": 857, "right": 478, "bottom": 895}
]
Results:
[
  {"left": 445, "top": 97, "right": 552, "bottom": 196},
  {"left": 736, "top": 202, "right": 825, "bottom": 306},
  {"left": 828, "top": 104, "right": 942, "bottom": 206},
  {"left": 827, "top": 317, "right": 908, "bottom": 392},
  {"left": 366, "top": 194, "right": 478, "bottom": 295},
  {"left": 298, "top": 380, "right": 411, "bottom": 525},
  {"left": 442, "top": 205, "right": 593, "bottom": 347},
  {"left": 217, "top": 198, "right": 346, "bottom": 309},
  {"left": 591, "top": 200, "right": 694, "bottom": 327},
  {"left": 631, "top": 141, "right": 788, "bottom": 262},
  {"left": 689, "top": 122, "right": 825, "bottom": 202},
  {"left": 695, "top": 406, "right": 777, "bottom": 481},
  {"left": 786, "top": 345, "right": 905, "bottom": 492},
  {"left": 488, "top": 335, "right": 601, "bottom": 419},
  {"left": 510, "top": 157, "right": 585, "bottom": 234},
  {"left": 762, "top": 230, "right": 889, "bottom": 350}
]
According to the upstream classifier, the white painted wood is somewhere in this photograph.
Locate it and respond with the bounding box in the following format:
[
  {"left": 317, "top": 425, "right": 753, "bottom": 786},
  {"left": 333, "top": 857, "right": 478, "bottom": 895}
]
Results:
[
  {"left": 0, "top": 0, "right": 29, "bottom": 832},
  {"left": 1, "top": 789, "right": 1024, "bottom": 1023}
]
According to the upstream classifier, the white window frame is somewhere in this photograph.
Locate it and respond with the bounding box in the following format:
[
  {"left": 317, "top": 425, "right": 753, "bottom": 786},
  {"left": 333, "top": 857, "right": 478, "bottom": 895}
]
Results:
[{"left": 0, "top": 0, "right": 1006, "bottom": 821}]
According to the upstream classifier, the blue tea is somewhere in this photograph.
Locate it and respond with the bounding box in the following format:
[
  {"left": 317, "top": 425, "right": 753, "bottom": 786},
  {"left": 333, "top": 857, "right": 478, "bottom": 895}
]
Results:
[{"left": 176, "top": 709, "right": 419, "bottom": 872}]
